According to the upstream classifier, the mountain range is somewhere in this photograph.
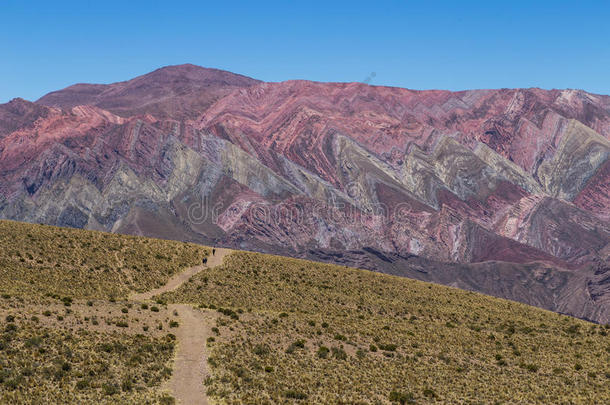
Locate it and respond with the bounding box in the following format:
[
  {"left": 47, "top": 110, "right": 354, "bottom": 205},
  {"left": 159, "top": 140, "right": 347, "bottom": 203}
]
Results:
[{"left": 1, "top": 64, "right": 608, "bottom": 322}]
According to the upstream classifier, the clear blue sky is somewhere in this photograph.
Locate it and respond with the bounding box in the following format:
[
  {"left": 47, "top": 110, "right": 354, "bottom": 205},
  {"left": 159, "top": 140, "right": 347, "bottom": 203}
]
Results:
[{"left": 1, "top": 0, "right": 609, "bottom": 102}]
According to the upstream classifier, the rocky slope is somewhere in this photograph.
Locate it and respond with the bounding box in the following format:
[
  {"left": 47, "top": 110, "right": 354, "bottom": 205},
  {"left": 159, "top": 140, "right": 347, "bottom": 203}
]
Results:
[{"left": 1, "top": 64, "right": 608, "bottom": 322}]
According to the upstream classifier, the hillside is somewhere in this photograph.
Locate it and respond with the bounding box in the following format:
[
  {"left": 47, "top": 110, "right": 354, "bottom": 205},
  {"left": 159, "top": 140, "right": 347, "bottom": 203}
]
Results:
[
  {"left": 0, "top": 220, "right": 209, "bottom": 299},
  {"left": 0, "top": 221, "right": 608, "bottom": 403},
  {"left": 0, "top": 65, "right": 608, "bottom": 323}
]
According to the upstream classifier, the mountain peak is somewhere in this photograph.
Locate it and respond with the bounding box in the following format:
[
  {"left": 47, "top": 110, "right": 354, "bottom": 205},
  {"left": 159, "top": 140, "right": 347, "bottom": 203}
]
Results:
[{"left": 36, "top": 64, "right": 260, "bottom": 120}]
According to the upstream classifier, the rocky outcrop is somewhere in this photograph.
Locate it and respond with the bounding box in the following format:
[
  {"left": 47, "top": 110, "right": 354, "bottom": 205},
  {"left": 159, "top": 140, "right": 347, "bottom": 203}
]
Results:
[{"left": 1, "top": 64, "right": 609, "bottom": 322}]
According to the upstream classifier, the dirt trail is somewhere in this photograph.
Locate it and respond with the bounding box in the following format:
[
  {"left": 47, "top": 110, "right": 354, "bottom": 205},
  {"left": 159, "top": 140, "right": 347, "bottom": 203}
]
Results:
[
  {"left": 129, "top": 248, "right": 231, "bottom": 405},
  {"left": 165, "top": 303, "right": 217, "bottom": 405},
  {"left": 130, "top": 248, "right": 231, "bottom": 301}
]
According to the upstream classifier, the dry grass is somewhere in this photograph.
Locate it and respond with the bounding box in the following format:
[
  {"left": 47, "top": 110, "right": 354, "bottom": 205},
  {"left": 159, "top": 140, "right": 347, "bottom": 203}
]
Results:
[
  {"left": 0, "top": 220, "right": 208, "bottom": 300},
  {"left": 0, "top": 220, "right": 211, "bottom": 403},
  {"left": 164, "top": 251, "right": 610, "bottom": 404},
  {"left": 1, "top": 220, "right": 609, "bottom": 403},
  {"left": 0, "top": 312, "right": 176, "bottom": 403}
]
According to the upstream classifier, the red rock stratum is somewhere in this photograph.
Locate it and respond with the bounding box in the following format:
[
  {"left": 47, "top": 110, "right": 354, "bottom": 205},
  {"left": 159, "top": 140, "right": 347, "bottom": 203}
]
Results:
[{"left": 1, "top": 64, "right": 609, "bottom": 322}]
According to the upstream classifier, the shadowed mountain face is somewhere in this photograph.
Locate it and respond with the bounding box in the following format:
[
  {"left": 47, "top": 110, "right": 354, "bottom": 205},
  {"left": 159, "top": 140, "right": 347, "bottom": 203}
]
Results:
[{"left": 1, "top": 64, "right": 609, "bottom": 322}]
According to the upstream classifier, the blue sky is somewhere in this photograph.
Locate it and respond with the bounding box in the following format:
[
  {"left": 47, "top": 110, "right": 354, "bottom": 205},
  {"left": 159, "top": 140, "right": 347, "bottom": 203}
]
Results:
[{"left": 1, "top": 0, "right": 609, "bottom": 102}]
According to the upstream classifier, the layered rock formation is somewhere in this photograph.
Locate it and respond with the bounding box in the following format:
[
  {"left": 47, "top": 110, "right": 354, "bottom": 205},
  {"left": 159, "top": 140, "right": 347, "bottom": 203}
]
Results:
[{"left": 1, "top": 64, "right": 609, "bottom": 322}]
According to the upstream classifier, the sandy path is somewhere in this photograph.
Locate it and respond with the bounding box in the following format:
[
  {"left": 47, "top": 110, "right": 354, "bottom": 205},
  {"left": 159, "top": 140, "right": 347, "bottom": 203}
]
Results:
[
  {"left": 130, "top": 248, "right": 231, "bottom": 301},
  {"left": 129, "top": 248, "right": 231, "bottom": 404},
  {"left": 166, "top": 303, "right": 217, "bottom": 405}
]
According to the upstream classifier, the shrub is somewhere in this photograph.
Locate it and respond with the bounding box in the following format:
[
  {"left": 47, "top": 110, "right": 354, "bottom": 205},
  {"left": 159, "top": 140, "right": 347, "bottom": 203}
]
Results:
[
  {"left": 520, "top": 363, "right": 539, "bottom": 373},
  {"left": 169, "top": 321, "right": 179, "bottom": 328},
  {"left": 285, "top": 390, "right": 307, "bottom": 400},
  {"left": 121, "top": 377, "right": 133, "bottom": 392},
  {"left": 423, "top": 388, "right": 437, "bottom": 398},
  {"left": 102, "top": 382, "right": 119, "bottom": 396},
  {"left": 252, "top": 344, "right": 269, "bottom": 356},
  {"left": 159, "top": 394, "right": 176, "bottom": 405},
  {"left": 331, "top": 347, "right": 347, "bottom": 360},
  {"left": 217, "top": 308, "right": 239, "bottom": 320},
  {"left": 4, "top": 377, "right": 23, "bottom": 390},
  {"left": 389, "top": 390, "right": 415, "bottom": 404},
  {"left": 317, "top": 346, "right": 330, "bottom": 359},
  {"left": 100, "top": 343, "right": 113, "bottom": 353},
  {"left": 76, "top": 379, "right": 90, "bottom": 390},
  {"left": 379, "top": 343, "right": 397, "bottom": 352}
]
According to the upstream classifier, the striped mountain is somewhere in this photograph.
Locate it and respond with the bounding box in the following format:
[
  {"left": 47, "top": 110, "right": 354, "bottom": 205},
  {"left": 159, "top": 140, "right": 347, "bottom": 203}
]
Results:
[{"left": 1, "top": 64, "right": 608, "bottom": 322}]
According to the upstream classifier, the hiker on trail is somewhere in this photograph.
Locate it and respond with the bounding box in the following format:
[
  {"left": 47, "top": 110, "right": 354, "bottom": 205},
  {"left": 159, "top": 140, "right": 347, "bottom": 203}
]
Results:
[
  {"left": 203, "top": 257, "right": 207, "bottom": 265},
  {"left": 212, "top": 248, "right": 216, "bottom": 255}
]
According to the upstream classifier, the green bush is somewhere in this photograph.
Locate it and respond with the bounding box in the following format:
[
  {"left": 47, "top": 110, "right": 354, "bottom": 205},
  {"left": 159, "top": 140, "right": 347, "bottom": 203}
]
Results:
[
  {"left": 317, "top": 346, "right": 330, "bottom": 359},
  {"left": 102, "top": 383, "right": 119, "bottom": 396},
  {"left": 252, "top": 344, "right": 269, "bottom": 356},
  {"left": 378, "top": 343, "right": 397, "bottom": 352},
  {"left": 389, "top": 390, "right": 415, "bottom": 404},
  {"left": 284, "top": 390, "right": 307, "bottom": 400},
  {"left": 331, "top": 347, "right": 347, "bottom": 360}
]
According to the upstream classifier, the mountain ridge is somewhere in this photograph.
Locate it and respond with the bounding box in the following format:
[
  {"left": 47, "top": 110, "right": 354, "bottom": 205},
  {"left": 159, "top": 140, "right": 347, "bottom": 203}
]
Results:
[{"left": 1, "top": 64, "right": 608, "bottom": 322}]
